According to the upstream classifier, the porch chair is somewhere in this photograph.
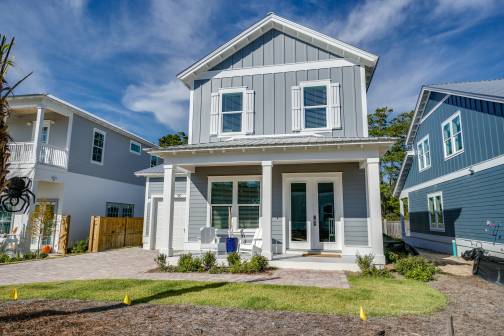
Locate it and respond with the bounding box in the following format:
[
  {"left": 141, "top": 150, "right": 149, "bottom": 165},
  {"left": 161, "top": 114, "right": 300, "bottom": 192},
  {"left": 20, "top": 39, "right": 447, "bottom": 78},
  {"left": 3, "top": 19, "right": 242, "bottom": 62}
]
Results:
[
  {"left": 238, "top": 226, "right": 262, "bottom": 255},
  {"left": 199, "top": 227, "right": 220, "bottom": 254}
]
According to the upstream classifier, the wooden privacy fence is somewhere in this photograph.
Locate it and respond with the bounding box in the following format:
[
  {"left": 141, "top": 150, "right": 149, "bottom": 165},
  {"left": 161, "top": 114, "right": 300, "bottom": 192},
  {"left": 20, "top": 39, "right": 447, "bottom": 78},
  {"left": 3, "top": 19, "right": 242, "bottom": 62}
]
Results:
[
  {"left": 57, "top": 215, "right": 71, "bottom": 254},
  {"left": 88, "top": 216, "right": 143, "bottom": 252},
  {"left": 383, "top": 220, "right": 402, "bottom": 239}
]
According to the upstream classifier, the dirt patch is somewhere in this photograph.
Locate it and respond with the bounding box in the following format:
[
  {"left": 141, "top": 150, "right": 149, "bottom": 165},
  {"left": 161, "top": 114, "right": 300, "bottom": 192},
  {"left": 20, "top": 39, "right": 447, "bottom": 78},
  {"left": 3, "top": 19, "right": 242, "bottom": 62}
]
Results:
[{"left": 0, "top": 274, "right": 503, "bottom": 336}]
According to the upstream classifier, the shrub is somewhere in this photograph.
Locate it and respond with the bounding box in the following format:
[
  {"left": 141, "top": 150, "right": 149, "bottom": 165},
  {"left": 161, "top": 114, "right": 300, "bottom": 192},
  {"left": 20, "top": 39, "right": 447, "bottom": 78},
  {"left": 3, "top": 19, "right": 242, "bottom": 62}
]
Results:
[
  {"left": 395, "top": 256, "right": 437, "bottom": 282},
  {"left": 71, "top": 239, "right": 88, "bottom": 254},
  {"left": 178, "top": 253, "right": 195, "bottom": 272},
  {"left": 249, "top": 255, "right": 269, "bottom": 273},
  {"left": 23, "top": 251, "right": 37, "bottom": 260},
  {"left": 202, "top": 251, "right": 217, "bottom": 271},
  {"left": 385, "top": 250, "right": 408, "bottom": 263},
  {"left": 0, "top": 253, "right": 10, "bottom": 263},
  {"left": 229, "top": 262, "right": 243, "bottom": 274},
  {"left": 227, "top": 252, "right": 241, "bottom": 267},
  {"left": 356, "top": 254, "right": 391, "bottom": 278},
  {"left": 191, "top": 256, "right": 204, "bottom": 272},
  {"left": 39, "top": 253, "right": 48, "bottom": 259},
  {"left": 155, "top": 253, "right": 168, "bottom": 270},
  {"left": 209, "top": 264, "right": 228, "bottom": 274}
]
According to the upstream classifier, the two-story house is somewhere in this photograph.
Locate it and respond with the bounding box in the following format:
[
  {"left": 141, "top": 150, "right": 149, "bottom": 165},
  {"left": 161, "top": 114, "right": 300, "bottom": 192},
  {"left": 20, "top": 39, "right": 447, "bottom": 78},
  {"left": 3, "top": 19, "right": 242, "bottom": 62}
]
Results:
[
  {"left": 394, "top": 79, "right": 504, "bottom": 257},
  {"left": 2, "top": 94, "right": 159, "bottom": 252},
  {"left": 136, "top": 13, "right": 394, "bottom": 266}
]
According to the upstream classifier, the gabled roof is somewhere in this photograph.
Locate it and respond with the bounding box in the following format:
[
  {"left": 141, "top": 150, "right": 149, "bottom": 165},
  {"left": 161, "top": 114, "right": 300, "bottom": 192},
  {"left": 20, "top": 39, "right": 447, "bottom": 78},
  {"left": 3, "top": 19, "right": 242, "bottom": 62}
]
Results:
[
  {"left": 394, "top": 78, "right": 504, "bottom": 197},
  {"left": 177, "top": 13, "right": 379, "bottom": 89},
  {"left": 8, "top": 94, "right": 158, "bottom": 148}
]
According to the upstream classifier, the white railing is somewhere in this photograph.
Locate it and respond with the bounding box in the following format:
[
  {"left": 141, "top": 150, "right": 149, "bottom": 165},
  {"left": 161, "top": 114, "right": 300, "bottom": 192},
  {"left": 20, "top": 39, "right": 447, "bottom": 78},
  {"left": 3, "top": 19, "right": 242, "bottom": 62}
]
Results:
[{"left": 8, "top": 142, "right": 68, "bottom": 169}]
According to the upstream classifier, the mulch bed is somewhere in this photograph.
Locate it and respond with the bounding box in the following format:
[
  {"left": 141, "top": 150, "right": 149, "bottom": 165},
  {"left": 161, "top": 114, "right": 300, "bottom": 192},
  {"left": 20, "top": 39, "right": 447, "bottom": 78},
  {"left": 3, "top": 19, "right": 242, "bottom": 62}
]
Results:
[{"left": 0, "top": 274, "right": 503, "bottom": 336}]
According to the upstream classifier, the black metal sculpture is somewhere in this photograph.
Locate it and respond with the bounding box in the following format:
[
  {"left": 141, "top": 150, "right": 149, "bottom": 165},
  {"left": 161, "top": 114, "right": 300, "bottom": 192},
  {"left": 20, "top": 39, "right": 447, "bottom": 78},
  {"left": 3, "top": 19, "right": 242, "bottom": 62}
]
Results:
[{"left": 0, "top": 176, "right": 35, "bottom": 213}]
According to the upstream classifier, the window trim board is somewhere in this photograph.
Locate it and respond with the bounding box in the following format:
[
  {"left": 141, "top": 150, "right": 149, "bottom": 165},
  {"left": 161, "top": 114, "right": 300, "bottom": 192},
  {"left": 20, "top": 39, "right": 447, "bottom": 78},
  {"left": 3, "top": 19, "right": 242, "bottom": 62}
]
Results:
[
  {"left": 427, "top": 191, "right": 445, "bottom": 232},
  {"left": 417, "top": 134, "right": 431, "bottom": 172},
  {"left": 300, "top": 79, "right": 332, "bottom": 131},
  {"left": 218, "top": 87, "right": 247, "bottom": 136},
  {"left": 441, "top": 110, "right": 464, "bottom": 160},
  {"left": 129, "top": 140, "right": 142, "bottom": 155},
  {"left": 90, "top": 128, "right": 106, "bottom": 165}
]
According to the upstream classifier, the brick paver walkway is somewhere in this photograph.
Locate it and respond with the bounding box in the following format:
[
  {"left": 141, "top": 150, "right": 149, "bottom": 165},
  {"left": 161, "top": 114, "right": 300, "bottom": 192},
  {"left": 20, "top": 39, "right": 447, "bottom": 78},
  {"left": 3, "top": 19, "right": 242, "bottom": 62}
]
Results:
[{"left": 0, "top": 248, "right": 349, "bottom": 288}]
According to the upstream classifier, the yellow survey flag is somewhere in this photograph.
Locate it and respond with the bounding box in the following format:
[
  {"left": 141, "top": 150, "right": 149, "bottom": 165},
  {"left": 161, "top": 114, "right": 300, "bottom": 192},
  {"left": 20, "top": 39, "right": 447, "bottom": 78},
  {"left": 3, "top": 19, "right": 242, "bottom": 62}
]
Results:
[
  {"left": 359, "top": 305, "right": 367, "bottom": 321},
  {"left": 10, "top": 288, "right": 18, "bottom": 300},
  {"left": 123, "top": 293, "right": 131, "bottom": 305}
]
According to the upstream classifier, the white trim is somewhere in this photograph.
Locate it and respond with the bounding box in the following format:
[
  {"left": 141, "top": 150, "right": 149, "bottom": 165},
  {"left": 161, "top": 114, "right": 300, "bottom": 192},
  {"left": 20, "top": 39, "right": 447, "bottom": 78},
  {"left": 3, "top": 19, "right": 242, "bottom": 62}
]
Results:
[
  {"left": 218, "top": 87, "right": 247, "bottom": 136},
  {"left": 420, "top": 94, "right": 451, "bottom": 123},
  {"left": 225, "top": 132, "right": 323, "bottom": 141},
  {"left": 129, "top": 140, "right": 142, "bottom": 155},
  {"left": 188, "top": 87, "right": 194, "bottom": 144},
  {"left": 90, "top": 128, "right": 106, "bottom": 165},
  {"left": 65, "top": 113, "right": 73, "bottom": 151},
  {"left": 417, "top": 134, "right": 431, "bottom": 172},
  {"left": 143, "top": 177, "right": 150, "bottom": 238},
  {"left": 300, "top": 80, "right": 332, "bottom": 131},
  {"left": 359, "top": 66, "right": 368, "bottom": 137},
  {"left": 184, "top": 173, "right": 191, "bottom": 243},
  {"left": 441, "top": 111, "right": 464, "bottom": 160},
  {"left": 177, "top": 13, "right": 377, "bottom": 87},
  {"left": 401, "top": 153, "right": 504, "bottom": 196},
  {"left": 427, "top": 191, "right": 445, "bottom": 232},
  {"left": 197, "top": 59, "right": 356, "bottom": 81},
  {"left": 207, "top": 175, "right": 262, "bottom": 232}
]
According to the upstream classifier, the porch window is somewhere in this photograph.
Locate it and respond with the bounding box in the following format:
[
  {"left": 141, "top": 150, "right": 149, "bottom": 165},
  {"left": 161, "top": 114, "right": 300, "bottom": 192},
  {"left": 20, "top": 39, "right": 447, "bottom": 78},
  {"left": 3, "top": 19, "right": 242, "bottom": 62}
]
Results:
[
  {"left": 238, "top": 181, "right": 260, "bottom": 229},
  {"left": 209, "top": 177, "right": 261, "bottom": 230},
  {"left": 303, "top": 85, "right": 327, "bottom": 129},
  {"left": 106, "top": 202, "right": 134, "bottom": 217},
  {"left": 91, "top": 128, "right": 106, "bottom": 164},
  {"left": 417, "top": 135, "right": 431, "bottom": 171},
  {"left": 221, "top": 91, "right": 243, "bottom": 133},
  {"left": 0, "top": 207, "right": 12, "bottom": 234},
  {"left": 210, "top": 182, "right": 233, "bottom": 229},
  {"left": 427, "top": 192, "right": 444, "bottom": 232},
  {"left": 442, "top": 112, "right": 463, "bottom": 159}
]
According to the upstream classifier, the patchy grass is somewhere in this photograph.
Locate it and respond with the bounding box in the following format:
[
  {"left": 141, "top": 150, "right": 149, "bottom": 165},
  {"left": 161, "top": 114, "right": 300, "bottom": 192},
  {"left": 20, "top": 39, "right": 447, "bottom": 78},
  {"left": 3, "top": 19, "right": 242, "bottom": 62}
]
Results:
[{"left": 0, "top": 275, "right": 446, "bottom": 316}]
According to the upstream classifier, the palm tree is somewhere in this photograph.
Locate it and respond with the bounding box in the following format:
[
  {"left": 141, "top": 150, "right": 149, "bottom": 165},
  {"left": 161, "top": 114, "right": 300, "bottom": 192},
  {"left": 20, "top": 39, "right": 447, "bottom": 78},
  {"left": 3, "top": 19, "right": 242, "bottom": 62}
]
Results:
[{"left": 0, "top": 35, "right": 32, "bottom": 194}]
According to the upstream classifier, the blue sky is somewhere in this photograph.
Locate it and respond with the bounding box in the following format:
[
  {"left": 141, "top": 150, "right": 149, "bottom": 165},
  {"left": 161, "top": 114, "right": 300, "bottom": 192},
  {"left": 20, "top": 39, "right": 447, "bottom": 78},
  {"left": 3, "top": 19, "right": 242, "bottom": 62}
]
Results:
[{"left": 3, "top": 0, "right": 504, "bottom": 143}]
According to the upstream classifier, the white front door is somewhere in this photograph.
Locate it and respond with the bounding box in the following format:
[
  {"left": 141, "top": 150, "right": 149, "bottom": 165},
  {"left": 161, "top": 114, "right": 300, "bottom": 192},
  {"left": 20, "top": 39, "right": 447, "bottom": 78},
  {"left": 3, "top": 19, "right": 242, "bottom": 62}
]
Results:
[{"left": 284, "top": 173, "right": 343, "bottom": 252}]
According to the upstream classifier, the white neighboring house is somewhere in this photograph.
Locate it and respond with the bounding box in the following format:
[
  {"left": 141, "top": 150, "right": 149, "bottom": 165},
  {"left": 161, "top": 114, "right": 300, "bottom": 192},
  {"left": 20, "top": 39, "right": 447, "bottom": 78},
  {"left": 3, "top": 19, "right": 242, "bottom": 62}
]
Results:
[
  {"left": 135, "top": 13, "right": 394, "bottom": 268},
  {"left": 2, "top": 94, "right": 160, "bottom": 252}
]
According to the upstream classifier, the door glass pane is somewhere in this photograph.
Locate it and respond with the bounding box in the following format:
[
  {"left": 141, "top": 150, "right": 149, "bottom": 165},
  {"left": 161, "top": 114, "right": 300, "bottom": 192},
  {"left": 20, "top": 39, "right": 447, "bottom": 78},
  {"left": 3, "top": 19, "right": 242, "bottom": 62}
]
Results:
[
  {"left": 290, "top": 183, "right": 307, "bottom": 241},
  {"left": 212, "top": 206, "right": 230, "bottom": 229},
  {"left": 428, "top": 197, "right": 436, "bottom": 227},
  {"left": 30, "top": 201, "right": 57, "bottom": 247},
  {"left": 318, "top": 183, "right": 335, "bottom": 242},
  {"left": 435, "top": 196, "right": 444, "bottom": 227}
]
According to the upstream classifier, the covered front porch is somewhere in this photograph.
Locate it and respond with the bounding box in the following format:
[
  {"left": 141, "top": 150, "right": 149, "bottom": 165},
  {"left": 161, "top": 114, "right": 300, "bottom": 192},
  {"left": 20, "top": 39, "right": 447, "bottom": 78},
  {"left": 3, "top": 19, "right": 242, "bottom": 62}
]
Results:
[{"left": 143, "top": 136, "right": 393, "bottom": 266}]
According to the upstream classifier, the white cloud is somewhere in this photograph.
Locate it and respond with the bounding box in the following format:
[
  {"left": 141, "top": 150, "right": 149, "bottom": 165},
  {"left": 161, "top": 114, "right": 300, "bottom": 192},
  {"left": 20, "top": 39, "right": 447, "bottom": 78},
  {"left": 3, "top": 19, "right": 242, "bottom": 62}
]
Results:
[
  {"left": 122, "top": 81, "right": 189, "bottom": 130},
  {"left": 336, "top": 0, "right": 413, "bottom": 44}
]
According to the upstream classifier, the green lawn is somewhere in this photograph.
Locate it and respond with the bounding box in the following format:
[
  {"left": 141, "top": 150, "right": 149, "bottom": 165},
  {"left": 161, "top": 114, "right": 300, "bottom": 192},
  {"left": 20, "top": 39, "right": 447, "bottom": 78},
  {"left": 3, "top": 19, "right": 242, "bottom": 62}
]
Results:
[{"left": 0, "top": 275, "right": 446, "bottom": 316}]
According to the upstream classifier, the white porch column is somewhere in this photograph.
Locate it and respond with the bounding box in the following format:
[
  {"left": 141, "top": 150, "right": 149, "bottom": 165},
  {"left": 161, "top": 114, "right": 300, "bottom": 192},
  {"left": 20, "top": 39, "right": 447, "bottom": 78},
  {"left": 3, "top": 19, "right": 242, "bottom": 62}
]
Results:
[
  {"left": 32, "top": 105, "right": 45, "bottom": 164},
  {"left": 364, "top": 158, "right": 385, "bottom": 263},
  {"left": 162, "top": 164, "right": 176, "bottom": 256},
  {"left": 261, "top": 161, "right": 273, "bottom": 260},
  {"left": 399, "top": 198, "right": 406, "bottom": 239}
]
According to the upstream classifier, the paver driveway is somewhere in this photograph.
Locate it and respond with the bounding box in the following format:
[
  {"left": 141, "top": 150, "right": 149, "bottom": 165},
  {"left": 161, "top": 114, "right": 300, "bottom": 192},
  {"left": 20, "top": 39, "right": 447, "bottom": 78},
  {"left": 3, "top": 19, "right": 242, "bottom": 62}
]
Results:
[{"left": 0, "top": 248, "right": 349, "bottom": 288}]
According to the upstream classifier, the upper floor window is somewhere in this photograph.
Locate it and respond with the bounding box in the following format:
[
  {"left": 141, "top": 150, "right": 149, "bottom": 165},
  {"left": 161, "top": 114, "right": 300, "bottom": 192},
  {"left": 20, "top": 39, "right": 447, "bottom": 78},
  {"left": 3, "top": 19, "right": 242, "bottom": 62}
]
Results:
[
  {"left": 91, "top": 129, "right": 106, "bottom": 165},
  {"left": 442, "top": 112, "right": 463, "bottom": 159},
  {"left": 221, "top": 91, "right": 244, "bottom": 133},
  {"left": 129, "top": 140, "right": 141, "bottom": 155},
  {"left": 150, "top": 155, "right": 162, "bottom": 167},
  {"left": 106, "top": 202, "right": 134, "bottom": 217},
  {"left": 417, "top": 135, "right": 431, "bottom": 171},
  {"left": 303, "top": 84, "right": 328, "bottom": 129},
  {"left": 427, "top": 192, "right": 444, "bottom": 232}
]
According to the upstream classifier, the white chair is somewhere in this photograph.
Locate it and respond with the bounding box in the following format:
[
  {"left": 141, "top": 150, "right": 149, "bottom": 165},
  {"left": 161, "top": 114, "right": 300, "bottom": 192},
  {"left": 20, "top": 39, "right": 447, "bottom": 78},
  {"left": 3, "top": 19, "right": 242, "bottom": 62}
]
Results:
[
  {"left": 199, "top": 227, "right": 220, "bottom": 253},
  {"left": 239, "top": 227, "right": 262, "bottom": 255}
]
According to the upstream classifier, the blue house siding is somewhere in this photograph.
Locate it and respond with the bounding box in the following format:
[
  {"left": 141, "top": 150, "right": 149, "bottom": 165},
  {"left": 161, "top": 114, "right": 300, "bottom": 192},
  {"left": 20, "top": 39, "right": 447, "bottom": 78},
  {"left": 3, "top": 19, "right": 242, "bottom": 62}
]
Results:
[
  {"left": 408, "top": 164, "right": 504, "bottom": 252},
  {"left": 404, "top": 95, "right": 504, "bottom": 189}
]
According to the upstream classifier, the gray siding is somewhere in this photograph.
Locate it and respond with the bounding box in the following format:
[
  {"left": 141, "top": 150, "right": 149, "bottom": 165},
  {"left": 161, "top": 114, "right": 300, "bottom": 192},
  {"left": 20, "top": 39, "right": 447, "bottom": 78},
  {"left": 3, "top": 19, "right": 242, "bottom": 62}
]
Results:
[
  {"left": 192, "top": 65, "right": 365, "bottom": 143},
  {"left": 210, "top": 29, "right": 340, "bottom": 71},
  {"left": 186, "top": 163, "right": 368, "bottom": 248},
  {"left": 344, "top": 219, "right": 368, "bottom": 246},
  {"left": 147, "top": 177, "right": 187, "bottom": 197},
  {"left": 404, "top": 96, "right": 504, "bottom": 188},
  {"left": 408, "top": 165, "right": 504, "bottom": 253},
  {"left": 68, "top": 115, "right": 151, "bottom": 185}
]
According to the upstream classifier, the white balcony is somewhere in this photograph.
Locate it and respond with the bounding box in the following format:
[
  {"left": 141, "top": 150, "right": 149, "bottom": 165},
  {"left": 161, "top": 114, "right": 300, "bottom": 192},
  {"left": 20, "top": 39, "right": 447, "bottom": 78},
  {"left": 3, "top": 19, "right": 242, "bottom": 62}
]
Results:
[{"left": 8, "top": 142, "right": 68, "bottom": 169}]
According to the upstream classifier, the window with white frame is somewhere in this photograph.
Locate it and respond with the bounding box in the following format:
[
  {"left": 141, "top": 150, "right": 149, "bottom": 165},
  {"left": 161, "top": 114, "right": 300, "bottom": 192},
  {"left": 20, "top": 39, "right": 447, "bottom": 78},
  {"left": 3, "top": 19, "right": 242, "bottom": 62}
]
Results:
[
  {"left": 0, "top": 206, "right": 13, "bottom": 234},
  {"left": 91, "top": 129, "right": 106, "bottom": 164},
  {"left": 209, "top": 177, "right": 261, "bottom": 230},
  {"left": 221, "top": 90, "right": 244, "bottom": 133},
  {"left": 442, "top": 112, "right": 463, "bottom": 159},
  {"left": 129, "top": 140, "right": 141, "bottom": 155},
  {"left": 303, "top": 84, "right": 328, "bottom": 129},
  {"left": 32, "top": 120, "right": 51, "bottom": 144},
  {"left": 427, "top": 192, "right": 444, "bottom": 231},
  {"left": 106, "top": 202, "right": 134, "bottom": 217},
  {"left": 417, "top": 135, "right": 431, "bottom": 171},
  {"left": 150, "top": 155, "right": 162, "bottom": 167}
]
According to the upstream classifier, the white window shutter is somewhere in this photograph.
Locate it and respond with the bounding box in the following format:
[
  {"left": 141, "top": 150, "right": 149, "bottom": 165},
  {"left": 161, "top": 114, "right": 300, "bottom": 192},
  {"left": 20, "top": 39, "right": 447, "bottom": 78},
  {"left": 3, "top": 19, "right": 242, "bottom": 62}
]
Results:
[
  {"left": 328, "top": 82, "right": 341, "bottom": 129},
  {"left": 210, "top": 92, "right": 219, "bottom": 135},
  {"left": 244, "top": 90, "right": 255, "bottom": 134},
  {"left": 291, "top": 86, "right": 302, "bottom": 131}
]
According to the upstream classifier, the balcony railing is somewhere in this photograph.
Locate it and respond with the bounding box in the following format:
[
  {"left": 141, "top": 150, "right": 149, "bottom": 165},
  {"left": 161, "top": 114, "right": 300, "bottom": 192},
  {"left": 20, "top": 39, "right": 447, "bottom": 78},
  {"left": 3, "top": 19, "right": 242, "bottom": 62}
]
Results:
[{"left": 8, "top": 142, "right": 68, "bottom": 169}]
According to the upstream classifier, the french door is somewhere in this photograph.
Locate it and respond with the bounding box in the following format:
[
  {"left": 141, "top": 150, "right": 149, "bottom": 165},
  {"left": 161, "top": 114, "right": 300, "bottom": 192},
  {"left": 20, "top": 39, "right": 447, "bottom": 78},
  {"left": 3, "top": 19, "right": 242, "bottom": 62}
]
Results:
[{"left": 284, "top": 173, "right": 343, "bottom": 251}]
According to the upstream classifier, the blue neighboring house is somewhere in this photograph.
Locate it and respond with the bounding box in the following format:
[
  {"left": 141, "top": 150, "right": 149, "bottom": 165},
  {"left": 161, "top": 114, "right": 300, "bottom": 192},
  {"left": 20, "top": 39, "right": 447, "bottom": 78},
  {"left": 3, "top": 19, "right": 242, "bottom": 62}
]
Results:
[{"left": 394, "top": 79, "right": 504, "bottom": 257}]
